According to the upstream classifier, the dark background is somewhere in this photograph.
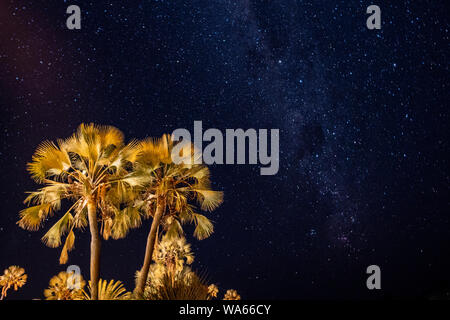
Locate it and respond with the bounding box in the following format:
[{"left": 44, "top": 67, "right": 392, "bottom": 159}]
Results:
[{"left": 0, "top": 0, "right": 448, "bottom": 299}]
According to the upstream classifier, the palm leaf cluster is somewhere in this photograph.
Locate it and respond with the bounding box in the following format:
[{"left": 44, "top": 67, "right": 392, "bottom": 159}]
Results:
[
  {"left": 145, "top": 272, "right": 210, "bottom": 300},
  {"left": 223, "top": 289, "right": 241, "bottom": 300},
  {"left": 140, "top": 236, "right": 195, "bottom": 287},
  {"left": 134, "top": 134, "right": 223, "bottom": 241},
  {"left": 83, "top": 279, "right": 131, "bottom": 300},
  {"left": 43, "top": 271, "right": 85, "bottom": 300},
  {"left": 137, "top": 235, "right": 240, "bottom": 301},
  {"left": 138, "top": 235, "right": 210, "bottom": 300},
  {"left": 0, "top": 266, "right": 27, "bottom": 300},
  {"left": 19, "top": 124, "right": 144, "bottom": 264}
]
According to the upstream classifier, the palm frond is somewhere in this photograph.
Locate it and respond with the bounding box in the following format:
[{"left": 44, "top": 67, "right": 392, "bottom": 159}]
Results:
[
  {"left": 73, "top": 201, "right": 88, "bottom": 229},
  {"left": 24, "top": 181, "right": 70, "bottom": 208},
  {"left": 194, "top": 189, "right": 224, "bottom": 211},
  {"left": 17, "top": 203, "right": 53, "bottom": 231},
  {"left": 165, "top": 218, "right": 184, "bottom": 239},
  {"left": 137, "top": 136, "right": 171, "bottom": 167},
  {"left": 83, "top": 279, "right": 131, "bottom": 300},
  {"left": 41, "top": 211, "right": 74, "bottom": 248},
  {"left": 110, "top": 206, "right": 142, "bottom": 240},
  {"left": 27, "top": 141, "right": 71, "bottom": 182},
  {"left": 125, "top": 205, "right": 143, "bottom": 229},
  {"left": 108, "top": 139, "right": 142, "bottom": 169},
  {"left": 59, "top": 230, "right": 75, "bottom": 264},
  {"left": 112, "top": 172, "right": 150, "bottom": 189},
  {"left": 62, "top": 123, "right": 124, "bottom": 164},
  {"left": 145, "top": 271, "right": 209, "bottom": 300},
  {"left": 191, "top": 213, "right": 214, "bottom": 240}
]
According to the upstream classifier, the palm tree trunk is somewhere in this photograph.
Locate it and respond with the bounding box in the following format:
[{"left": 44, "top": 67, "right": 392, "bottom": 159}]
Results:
[
  {"left": 134, "top": 197, "right": 165, "bottom": 297},
  {"left": 87, "top": 200, "right": 101, "bottom": 300}
]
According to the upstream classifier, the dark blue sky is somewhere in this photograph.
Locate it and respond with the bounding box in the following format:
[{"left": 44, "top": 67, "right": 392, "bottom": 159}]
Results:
[{"left": 0, "top": 0, "right": 448, "bottom": 299}]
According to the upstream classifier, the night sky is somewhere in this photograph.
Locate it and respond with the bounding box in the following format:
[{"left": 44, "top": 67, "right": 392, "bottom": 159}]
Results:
[{"left": 0, "top": 0, "right": 449, "bottom": 299}]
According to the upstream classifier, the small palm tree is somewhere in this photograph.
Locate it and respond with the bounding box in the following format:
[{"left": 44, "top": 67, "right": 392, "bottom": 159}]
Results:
[
  {"left": 135, "top": 235, "right": 193, "bottom": 289},
  {"left": 83, "top": 279, "right": 131, "bottom": 300},
  {"left": 153, "top": 235, "right": 194, "bottom": 284},
  {"left": 18, "top": 123, "right": 143, "bottom": 299},
  {"left": 136, "top": 235, "right": 204, "bottom": 300},
  {"left": 44, "top": 271, "right": 85, "bottom": 300},
  {"left": 145, "top": 271, "right": 210, "bottom": 300},
  {"left": 0, "top": 266, "right": 27, "bottom": 300},
  {"left": 133, "top": 135, "right": 223, "bottom": 296},
  {"left": 207, "top": 284, "right": 219, "bottom": 298},
  {"left": 223, "top": 289, "right": 241, "bottom": 300}
]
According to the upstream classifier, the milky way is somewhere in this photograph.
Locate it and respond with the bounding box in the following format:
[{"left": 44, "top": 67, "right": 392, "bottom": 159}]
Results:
[{"left": 0, "top": 1, "right": 448, "bottom": 299}]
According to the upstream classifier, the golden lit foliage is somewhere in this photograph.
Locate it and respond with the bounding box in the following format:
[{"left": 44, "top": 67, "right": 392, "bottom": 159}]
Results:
[
  {"left": 43, "top": 271, "right": 85, "bottom": 300},
  {"left": 207, "top": 284, "right": 219, "bottom": 298},
  {"left": 144, "top": 272, "right": 210, "bottom": 300},
  {"left": 83, "top": 279, "right": 131, "bottom": 300},
  {"left": 223, "top": 289, "right": 241, "bottom": 300},
  {"left": 153, "top": 235, "right": 194, "bottom": 272},
  {"left": 136, "top": 236, "right": 232, "bottom": 300},
  {"left": 133, "top": 134, "right": 223, "bottom": 241},
  {"left": 19, "top": 123, "right": 145, "bottom": 264},
  {"left": 0, "top": 266, "right": 27, "bottom": 300}
]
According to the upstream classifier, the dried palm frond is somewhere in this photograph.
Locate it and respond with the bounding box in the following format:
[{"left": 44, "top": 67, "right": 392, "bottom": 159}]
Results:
[{"left": 0, "top": 266, "right": 27, "bottom": 300}]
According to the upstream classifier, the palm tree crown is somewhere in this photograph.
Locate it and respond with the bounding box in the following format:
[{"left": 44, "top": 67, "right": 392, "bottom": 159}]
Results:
[
  {"left": 133, "top": 134, "right": 223, "bottom": 296},
  {"left": 44, "top": 271, "right": 86, "bottom": 300},
  {"left": 0, "top": 266, "right": 27, "bottom": 300},
  {"left": 19, "top": 123, "right": 143, "bottom": 299}
]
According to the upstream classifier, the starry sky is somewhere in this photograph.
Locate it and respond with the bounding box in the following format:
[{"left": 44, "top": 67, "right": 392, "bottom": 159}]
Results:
[{"left": 0, "top": 1, "right": 449, "bottom": 299}]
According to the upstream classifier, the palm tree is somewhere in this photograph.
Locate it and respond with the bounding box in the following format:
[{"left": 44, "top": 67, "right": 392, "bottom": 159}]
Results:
[
  {"left": 207, "top": 284, "right": 219, "bottom": 298},
  {"left": 145, "top": 271, "right": 210, "bottom": 300},
  {"left": 138, "top": 235, "right": 212, "bottom": 300},
  {"left": 0, "top": 266, "right": 27, "bottom": 300},
  {"left": 18, "top": 123, "right": 143, "bottom": 299},
  {"left": 223, "top": 289, "right": 241, "bottom": 300},
  {"left": 153, "top": 235, "right": 194, "bottom": 284},
  {"left": 44, "top": 271, "right": 86, "bottom": 300},
  {"left": 136, "top": 235, "right": 194, "bottom": 291},
  {"left": 133, "top": 134, "right": 223, "bottom": 297},
  {"left": 83, "top": 279, "right": 131, "bottom": 300}
]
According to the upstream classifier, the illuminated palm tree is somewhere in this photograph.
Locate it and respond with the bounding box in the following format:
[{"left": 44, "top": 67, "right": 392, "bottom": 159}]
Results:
[
  {"left": 153, "top": 235, "right": 194, "bottom": 283},
  {"left": 223, "top": 289, "right": 241, "bottom": 300},
  {"left": 145, "top": 271, "right": 210, "bottom": 300},
  {"left": 0, "top": 266, "right": 27, "bottom": 300},
  {"left": 44, "top": 271, "right": 85, "bottom": 300},
  {"left": 18, "top": 123, "right": 143, "bottom": 299},
  {"left": 136, "top": 236, "right": 208, "bottom": 300},
  {"left": 133, "top": 134, "right": 223, "bottom": 297},
  {"left": 83, "top": 279, "right": 131, "bottom": 300},
  {"left": 207, "top": 284, "right": 219, "bottom": 298}
]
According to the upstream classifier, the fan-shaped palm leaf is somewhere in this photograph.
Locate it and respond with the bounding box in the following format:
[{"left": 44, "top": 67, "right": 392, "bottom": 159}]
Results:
[{"left": 83, "top": 279, "right": 131, "bottom": 300}]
